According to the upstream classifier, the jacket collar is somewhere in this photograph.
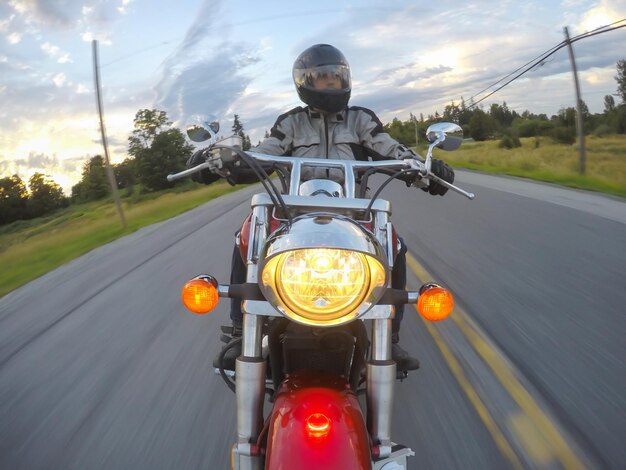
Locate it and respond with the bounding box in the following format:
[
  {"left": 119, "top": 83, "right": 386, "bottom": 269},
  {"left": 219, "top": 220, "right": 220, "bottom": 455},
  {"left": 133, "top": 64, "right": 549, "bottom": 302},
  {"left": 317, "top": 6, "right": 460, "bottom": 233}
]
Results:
[{"left": 307, "top": 107, "right": 346, "bottom": 122}]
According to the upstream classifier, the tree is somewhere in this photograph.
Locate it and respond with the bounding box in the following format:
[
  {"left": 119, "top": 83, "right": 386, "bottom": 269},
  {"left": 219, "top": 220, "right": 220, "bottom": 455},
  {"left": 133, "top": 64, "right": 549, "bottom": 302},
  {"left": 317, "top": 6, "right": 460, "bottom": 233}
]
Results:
[
  {"left": 0, "top": 174, "right": 28, "bottom": 225},
  {"left": 232, "top": 114, "right": 252, "bottom": 150},
  {"left": 604, "top": 95, "right": 616, "bottom": 113},
  {"left": 71, "top": 155, "right": 109, "bottom": 202},
  {"left": 489, "top": 102, "right": 516, "bottom": 129},
  {"left": 384, "top": 117, "right": 415, "bottom": 147},
  {"left": 113, "top": 159, "right": 135, "bottom": 189},
  {"left": 558, "top": 107, "right": 577, "bottom": 127},
  {"left": 128, "top": 109, "right": 171, "bottom": 155},
  {"left": 128, "top": 109, "right": 194, "bottom": 192},
  {"left": 27, "top": 173, "right": 67, "bottom": 218},
  {"left": 443, "top": 101, "right": 461, "bottom": 123},
  {"left": 468, "top": 109, "right": 496, "bottom": 141},
  {"left": 616, "top": 59, "right": 626, "bottom": 104}
]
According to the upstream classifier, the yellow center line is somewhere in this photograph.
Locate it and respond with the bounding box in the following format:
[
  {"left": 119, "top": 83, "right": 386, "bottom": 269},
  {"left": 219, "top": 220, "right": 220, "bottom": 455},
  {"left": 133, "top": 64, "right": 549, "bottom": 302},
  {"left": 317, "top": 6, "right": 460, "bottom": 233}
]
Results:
[
  {"left": 406, "top": 252, "right": 585, "bottom": 470},
  {"left": 452, "top": 313, "right": 584, "bottom": 470},
  {"left": 422, "top": 319, "right": 524, "bottom": 470}
]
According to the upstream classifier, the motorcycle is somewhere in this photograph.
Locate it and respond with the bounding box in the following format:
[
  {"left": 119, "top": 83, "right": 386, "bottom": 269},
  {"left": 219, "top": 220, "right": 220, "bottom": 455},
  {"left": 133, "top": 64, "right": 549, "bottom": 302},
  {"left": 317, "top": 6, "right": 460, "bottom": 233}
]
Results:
[{"left": 167, "top": 120, "right": 475, "bottom": 469}]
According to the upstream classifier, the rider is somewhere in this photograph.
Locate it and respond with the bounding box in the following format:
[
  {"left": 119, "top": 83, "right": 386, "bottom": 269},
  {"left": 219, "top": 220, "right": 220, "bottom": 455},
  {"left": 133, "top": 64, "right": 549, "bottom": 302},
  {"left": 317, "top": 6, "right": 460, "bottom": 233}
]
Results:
[{"left": 188, "top": 44, "right": 455, "bottom": 372}]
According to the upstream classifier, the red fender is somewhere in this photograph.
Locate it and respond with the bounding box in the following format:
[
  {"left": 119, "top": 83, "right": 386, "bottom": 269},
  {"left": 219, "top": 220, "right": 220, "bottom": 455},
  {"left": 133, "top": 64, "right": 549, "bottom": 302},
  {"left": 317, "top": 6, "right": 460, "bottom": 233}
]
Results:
[{"left": 264, "top": 372, "right": 371, "bottom": 470}]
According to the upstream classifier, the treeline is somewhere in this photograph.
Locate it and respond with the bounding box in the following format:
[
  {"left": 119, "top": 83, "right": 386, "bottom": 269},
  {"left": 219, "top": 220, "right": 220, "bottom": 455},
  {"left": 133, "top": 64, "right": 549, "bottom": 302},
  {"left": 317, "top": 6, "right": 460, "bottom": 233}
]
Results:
[
  {"left": 2, "top": 61, "right": 624, "bottom": 226},
  {"left": 385, "top": 59, "right": 626, "bottom": 149},
  {"left": 0, "top": 109, "right": 254, "bottom": 226},
  {"left": 0, "top": 173, "right": 68, "bottom": 225},
  {"left": 384, "top": 97, "right": 626, "bottom": 150}
]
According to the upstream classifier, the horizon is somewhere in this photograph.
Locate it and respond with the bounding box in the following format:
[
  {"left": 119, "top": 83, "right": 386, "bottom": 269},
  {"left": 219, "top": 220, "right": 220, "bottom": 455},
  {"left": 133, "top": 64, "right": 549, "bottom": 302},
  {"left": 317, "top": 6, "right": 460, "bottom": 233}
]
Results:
[{"left": 1, "top": 0, "right": 624, "bottom": 194}]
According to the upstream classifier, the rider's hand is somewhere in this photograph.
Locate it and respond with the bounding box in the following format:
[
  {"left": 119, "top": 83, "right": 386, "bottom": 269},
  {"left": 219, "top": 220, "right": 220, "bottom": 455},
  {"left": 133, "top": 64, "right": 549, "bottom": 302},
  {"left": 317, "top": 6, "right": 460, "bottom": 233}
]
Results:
[
  {"left": 424, "top": 159, "right": 455, "bottom": 196},
  {"left": 186, "top": 149, "right": 221, "bottom": 185}
]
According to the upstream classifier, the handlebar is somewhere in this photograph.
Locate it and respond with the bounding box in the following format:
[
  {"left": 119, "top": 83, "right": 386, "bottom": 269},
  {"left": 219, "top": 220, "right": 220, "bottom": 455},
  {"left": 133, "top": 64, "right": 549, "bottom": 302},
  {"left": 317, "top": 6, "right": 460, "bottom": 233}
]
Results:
[{"left": 167, "top": 146, "right": 475, "bottom": 200}]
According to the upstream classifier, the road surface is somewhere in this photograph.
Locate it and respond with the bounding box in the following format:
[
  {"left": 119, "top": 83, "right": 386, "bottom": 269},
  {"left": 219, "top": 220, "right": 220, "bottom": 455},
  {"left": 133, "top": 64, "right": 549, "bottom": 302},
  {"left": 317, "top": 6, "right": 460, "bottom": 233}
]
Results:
[{"left": 1, "top": 171, "right": 624, "bottom": 469}]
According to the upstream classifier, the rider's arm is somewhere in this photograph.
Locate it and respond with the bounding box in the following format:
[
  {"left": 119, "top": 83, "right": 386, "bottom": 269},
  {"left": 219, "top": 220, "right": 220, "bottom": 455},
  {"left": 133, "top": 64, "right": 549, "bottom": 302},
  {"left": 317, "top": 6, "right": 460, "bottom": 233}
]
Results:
[
  {"left": 352, "top": 107, "right": 454, "bottom": 195},
  {"left": 252, "top": 107, "right": 301, "bottom": 156},
  {"left": 351, "top": 107, "right": 419, "bottom": 161},
  {"left": 225, "top": 109, "right": 302, "bottom": 185}
]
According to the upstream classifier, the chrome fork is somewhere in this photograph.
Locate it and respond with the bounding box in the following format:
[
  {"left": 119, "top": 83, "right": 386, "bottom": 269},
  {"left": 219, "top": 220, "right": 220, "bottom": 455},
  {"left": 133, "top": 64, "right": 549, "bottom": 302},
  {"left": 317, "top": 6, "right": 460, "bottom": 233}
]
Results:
[
  {"left": 234, "top": 204, "right": 269, "bottom": 470},
  {"left": 368, "top": 208, "right": 396, "bottom": 459}
]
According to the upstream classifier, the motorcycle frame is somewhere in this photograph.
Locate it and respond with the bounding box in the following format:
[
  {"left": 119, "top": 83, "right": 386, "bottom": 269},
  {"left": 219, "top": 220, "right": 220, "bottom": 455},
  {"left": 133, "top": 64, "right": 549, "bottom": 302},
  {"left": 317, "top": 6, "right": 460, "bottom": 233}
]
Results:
[{"left": 232, "top": 155, "right": 414, "bottom": 469}]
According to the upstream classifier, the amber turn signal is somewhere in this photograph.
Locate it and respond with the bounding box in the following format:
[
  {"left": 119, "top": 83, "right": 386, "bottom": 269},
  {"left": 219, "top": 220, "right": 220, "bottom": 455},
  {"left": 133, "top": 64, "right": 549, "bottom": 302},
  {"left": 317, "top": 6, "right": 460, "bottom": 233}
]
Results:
[
  {"left": 417, "top": 283, "right": 454, "bottom": 321},
  {"left": 182, "top": 276, "right": 219, "bottom": 314}
]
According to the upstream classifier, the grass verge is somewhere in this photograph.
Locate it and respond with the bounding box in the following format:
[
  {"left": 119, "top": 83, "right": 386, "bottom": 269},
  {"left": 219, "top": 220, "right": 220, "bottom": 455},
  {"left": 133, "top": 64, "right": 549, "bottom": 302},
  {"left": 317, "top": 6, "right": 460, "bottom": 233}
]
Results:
[
  {"left": 0, "top": 181, "right": 240, "bottom": 297},
  {"left": 437, "top": 135, "right": 626, "bottom": 198}
]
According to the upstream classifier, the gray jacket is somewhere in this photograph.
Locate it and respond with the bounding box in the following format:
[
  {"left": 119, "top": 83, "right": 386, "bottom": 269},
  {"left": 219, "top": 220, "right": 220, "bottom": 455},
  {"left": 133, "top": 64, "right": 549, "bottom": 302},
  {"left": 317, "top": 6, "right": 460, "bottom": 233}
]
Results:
[{"left": 253, "top": 106, "right": 417, "bottom": 181}]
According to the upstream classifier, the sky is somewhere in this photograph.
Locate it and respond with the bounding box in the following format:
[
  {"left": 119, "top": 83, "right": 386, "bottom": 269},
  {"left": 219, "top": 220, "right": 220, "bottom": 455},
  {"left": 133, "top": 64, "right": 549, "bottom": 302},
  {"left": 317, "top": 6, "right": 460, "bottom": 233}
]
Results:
[{"left": 0, "top": 0, "right": 625, "bottom": 195}]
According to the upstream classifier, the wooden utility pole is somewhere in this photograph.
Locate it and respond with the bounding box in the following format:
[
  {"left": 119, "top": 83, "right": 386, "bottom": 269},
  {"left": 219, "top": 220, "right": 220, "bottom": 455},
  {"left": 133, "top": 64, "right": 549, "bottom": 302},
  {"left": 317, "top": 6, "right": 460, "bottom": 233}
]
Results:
[
  {"left": 563, "top": 27, "right": 586, "bottom": 175},
  {"left": 92, "top": 40, "right": 126, "bottom": 228}
]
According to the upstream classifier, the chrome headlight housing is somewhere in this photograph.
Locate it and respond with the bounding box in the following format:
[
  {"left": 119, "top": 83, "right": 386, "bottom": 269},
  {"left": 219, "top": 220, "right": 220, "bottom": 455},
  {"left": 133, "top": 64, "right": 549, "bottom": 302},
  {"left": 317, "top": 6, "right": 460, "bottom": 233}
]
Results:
[{"left": 259, "top": 214, "right": 388, "bottom": 326}]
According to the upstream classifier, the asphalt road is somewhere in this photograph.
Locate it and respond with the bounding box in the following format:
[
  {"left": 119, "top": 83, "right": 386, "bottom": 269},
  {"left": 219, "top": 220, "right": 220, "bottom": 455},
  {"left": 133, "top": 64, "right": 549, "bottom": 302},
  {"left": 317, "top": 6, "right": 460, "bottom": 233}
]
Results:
[{"left": 0, "top": 172, "right": 624, "bottom": 469}]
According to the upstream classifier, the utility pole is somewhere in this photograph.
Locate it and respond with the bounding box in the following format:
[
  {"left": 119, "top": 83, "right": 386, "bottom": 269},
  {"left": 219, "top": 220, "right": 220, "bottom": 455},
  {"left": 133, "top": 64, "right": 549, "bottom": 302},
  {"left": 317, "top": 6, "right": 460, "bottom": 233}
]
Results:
[
  {"left": 563, "top": 27, "right": 586, "bottom": 175},
  {"left": 92, "top": 39, "right": 127, "bottom": 229}
]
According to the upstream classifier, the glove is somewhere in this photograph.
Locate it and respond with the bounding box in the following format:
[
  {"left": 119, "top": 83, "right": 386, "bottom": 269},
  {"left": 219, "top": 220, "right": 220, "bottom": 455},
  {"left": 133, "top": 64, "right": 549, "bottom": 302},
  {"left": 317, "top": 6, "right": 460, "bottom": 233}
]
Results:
[
  {"left": 186, "top": 149, "right": 221, "bottom": 185},
  {"left": 424, "top": 159, "right": 455, "bottom": 196}
]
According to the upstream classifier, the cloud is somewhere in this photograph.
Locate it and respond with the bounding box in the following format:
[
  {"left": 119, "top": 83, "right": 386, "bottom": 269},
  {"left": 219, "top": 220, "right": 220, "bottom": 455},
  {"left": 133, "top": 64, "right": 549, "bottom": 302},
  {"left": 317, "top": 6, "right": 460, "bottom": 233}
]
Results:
[
  {"left": 1, "top": 151, "right": 86, "bottom": 195},
  {"left": 26, "top": 152, "right": 59, "bottom": 168},
  {"left": 156, "top": 49, "right": 259, "bottom": 124},
  {"left": 52, "top": 73, "right": 66, "bottom": 87},
  {"left": 154, "top": 0, "right": 264, "bottom": 124},
  {"left": 7, "top": 32, "right": 21, "bottom": 44},
  {"left": 5, "top": 0, "right": 84, "bottom": 29},
  {"left": 41, "top": 41, "right": 73, "bottom": 63},
  {"left": 3, "top": 0, "right": 127, "bottom": 45}
]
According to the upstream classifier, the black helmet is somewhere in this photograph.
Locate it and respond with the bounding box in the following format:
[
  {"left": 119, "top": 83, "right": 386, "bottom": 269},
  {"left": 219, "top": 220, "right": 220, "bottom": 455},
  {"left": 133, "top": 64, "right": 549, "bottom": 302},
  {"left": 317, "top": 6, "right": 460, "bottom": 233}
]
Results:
[{"left": 292, "top": 44, "right": 351, "bottom": 114}]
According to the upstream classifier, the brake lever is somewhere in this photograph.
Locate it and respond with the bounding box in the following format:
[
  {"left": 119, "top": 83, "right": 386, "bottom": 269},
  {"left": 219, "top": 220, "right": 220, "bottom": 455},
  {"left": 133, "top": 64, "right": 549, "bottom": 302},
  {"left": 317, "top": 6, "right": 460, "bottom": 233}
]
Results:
[
  {"left": 403, "top": 158, "right": 475, "bottom": 200},
  {"left": 166, "top": 160, "right": 217, "bottom": 182},
  {"left": 428, "top": 173, "right": 475, "bottom": 200}
]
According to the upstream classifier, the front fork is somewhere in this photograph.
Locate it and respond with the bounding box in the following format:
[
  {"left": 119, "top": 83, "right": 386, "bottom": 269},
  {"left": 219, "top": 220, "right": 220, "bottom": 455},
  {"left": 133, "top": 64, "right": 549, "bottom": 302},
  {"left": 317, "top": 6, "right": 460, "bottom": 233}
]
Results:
[
  {"left": 369, "top": 210, "right": 397, "bottom": 459},
  {"left": 233, "top": 317, "right": 265, "bottom": 469},
  {"left": 233, "top": 205, "right": 268, "bottom": 470},
  {"left": 232, "top": 206, "right": 399, "bottom": 468},
  {"left": 368, "top": 318, "right": 396, "bottom": 459}
]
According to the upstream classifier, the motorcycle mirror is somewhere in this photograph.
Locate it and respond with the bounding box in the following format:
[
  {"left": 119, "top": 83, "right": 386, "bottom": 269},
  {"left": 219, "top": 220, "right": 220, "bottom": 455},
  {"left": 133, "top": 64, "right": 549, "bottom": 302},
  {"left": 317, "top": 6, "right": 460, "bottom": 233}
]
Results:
[
  {"left": 186, "top": 116, "right": 220, "bottom": 143},
  {"left": 426, "top": 122, "right": 463, "bottom": 151}
]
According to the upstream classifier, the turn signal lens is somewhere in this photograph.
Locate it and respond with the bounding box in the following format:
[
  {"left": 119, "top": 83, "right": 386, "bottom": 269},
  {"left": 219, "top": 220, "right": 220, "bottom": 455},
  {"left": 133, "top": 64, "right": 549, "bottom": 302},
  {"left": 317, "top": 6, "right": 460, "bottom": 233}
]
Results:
[
  {"left": 417, "top": 284, "right": 454, "bottom": 321},
  {"left": 182, "top": 277, "right": 218, "bottom": 314},
  {"left": 306, "top": 413, "right": 331, "bottom": 438}
]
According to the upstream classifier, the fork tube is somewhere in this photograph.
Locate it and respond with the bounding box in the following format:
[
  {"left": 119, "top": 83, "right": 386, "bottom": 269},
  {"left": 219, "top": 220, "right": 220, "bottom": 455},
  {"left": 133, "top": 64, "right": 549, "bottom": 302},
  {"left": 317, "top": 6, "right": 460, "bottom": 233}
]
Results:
[
  {"left": 367, "top": 318, "right": 396, "bottom": 456},
  {"left": 371, "top": 318, "right": 392, "bottom": 361},
  {"left": 369, "top": 207, "right": 396, "bottom": 455},
  {"left": 235, "top": 205, "right": 268, "bottom": 467}
]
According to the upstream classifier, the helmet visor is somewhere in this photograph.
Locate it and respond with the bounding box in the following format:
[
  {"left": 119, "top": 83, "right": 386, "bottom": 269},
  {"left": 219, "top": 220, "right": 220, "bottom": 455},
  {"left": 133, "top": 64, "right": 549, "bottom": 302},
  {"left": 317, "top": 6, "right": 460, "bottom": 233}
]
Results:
[{"left": 294, "top": 64, "right": 351, "bottom": 91}]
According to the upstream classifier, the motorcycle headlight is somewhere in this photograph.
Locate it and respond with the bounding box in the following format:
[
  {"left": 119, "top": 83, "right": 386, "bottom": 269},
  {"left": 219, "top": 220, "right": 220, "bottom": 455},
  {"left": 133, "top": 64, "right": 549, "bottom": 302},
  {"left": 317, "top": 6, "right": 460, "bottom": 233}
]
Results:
[{"left": 259, "top": 215, "right": 388, "bottom": 326}]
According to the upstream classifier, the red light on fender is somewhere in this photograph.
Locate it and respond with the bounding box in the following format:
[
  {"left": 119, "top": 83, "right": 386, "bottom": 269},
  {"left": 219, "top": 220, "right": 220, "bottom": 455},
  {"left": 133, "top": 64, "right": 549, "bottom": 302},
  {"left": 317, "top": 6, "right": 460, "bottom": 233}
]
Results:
[
  {"left": 181, "top": 276, "right": 219, "bottom": 314},
  {"left": 305, "top": 413, "right": 331, "bottom": 438},
  {"left": 417, "top": 283, "right": 454, "bottom": 322}
]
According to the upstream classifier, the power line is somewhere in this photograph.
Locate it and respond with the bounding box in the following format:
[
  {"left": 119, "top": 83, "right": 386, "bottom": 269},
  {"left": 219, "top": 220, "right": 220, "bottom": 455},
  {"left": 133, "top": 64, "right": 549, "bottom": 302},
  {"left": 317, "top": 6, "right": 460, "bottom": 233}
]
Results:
[
  {"left": 465, "top": 41, "right": 567, "bottom": 105},
  {"left": 466, "top": 20, "right": 626, "bottom": 109}
]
